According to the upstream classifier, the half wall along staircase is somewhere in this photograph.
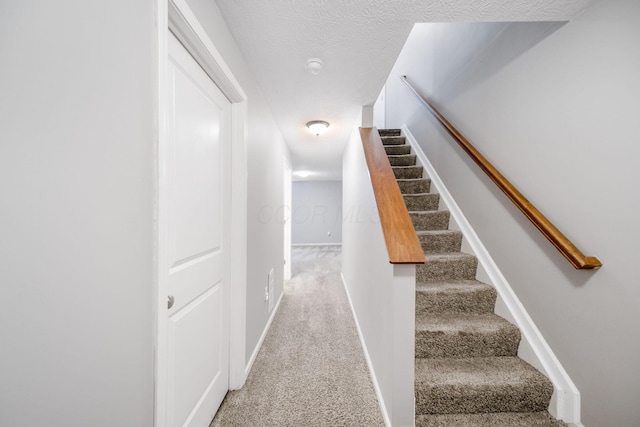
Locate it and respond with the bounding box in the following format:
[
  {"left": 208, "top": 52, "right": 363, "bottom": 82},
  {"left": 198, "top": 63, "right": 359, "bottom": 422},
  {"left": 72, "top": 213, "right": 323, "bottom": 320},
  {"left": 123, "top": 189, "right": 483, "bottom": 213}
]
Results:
[{"left": 379, "top": 129, "right": 566, "bottom": 427}]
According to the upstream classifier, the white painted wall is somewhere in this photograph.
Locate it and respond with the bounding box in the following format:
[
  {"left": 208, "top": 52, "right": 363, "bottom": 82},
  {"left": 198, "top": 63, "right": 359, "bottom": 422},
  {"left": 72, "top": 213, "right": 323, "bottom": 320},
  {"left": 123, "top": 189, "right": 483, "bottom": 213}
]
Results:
[
  {"left": 291, "top": 181, "right": 342, "bottom": 244},
  {"left": 385, "top": 1, "right": 640, "bottom": 425},
  {"left": 184, "top": 0, "right": 291, "bottom": 366},
  {"left": 0, "top": 0, "right": 289, "bottom": 424},
  {"left": 373, "top": 85, "right": 386, "bottom": 129},
  {"left": 342, "top": 127, "right": 415, "bottom": 426},
  {"left": 0, "top": 1, "right": 155, "bottom": 425}
]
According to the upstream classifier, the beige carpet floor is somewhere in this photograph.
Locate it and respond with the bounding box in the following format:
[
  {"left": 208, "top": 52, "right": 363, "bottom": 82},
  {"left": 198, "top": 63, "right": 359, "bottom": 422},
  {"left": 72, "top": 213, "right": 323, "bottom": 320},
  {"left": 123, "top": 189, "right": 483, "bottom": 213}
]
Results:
[{"left": 211, "top": 245, "right": 385, "bottom": 427}]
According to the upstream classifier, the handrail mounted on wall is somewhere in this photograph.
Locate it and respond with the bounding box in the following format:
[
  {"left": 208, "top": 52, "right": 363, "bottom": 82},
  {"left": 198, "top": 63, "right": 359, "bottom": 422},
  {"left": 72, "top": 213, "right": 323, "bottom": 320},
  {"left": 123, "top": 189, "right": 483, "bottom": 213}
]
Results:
[{"left": 400, "top": 76, "right": 601, "bottom": 270}]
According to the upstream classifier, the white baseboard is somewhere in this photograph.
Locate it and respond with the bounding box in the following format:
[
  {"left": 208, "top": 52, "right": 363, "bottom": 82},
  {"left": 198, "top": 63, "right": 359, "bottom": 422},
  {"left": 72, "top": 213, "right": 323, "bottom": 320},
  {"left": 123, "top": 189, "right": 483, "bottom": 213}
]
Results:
[
  {"left": 341, "top": 273, "right": 392, "bottom": 427},
  {"left": 291, "top": 243, "right": 342, "bottom": 247},
  {"left": 244, "top": 292, "right": 284, "bottom": 378},
  {"left": 403, "top": 125, "right": 581, "bottom": 424}
]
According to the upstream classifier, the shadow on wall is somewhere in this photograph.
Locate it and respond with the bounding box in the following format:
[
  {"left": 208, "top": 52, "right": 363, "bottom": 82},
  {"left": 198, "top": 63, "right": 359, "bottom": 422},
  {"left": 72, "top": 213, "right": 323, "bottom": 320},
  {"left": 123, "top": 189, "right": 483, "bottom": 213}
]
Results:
[{"left": 406, "top": 22, "right": 567, "bottom": 105}]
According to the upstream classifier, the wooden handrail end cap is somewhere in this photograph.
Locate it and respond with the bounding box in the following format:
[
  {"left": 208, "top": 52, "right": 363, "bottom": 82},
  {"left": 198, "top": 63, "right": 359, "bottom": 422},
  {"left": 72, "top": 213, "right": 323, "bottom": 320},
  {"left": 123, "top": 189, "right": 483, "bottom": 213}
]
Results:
[{"left": 581, "top": 256, "right": 602, "bottom": 270}]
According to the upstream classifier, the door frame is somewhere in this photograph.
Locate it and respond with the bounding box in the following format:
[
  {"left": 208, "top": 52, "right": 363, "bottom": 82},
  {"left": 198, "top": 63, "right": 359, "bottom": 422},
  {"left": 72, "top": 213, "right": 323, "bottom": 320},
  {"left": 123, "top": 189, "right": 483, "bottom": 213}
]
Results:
[{"left": 155, "top": 0, "right": 248, "bottom": 425}]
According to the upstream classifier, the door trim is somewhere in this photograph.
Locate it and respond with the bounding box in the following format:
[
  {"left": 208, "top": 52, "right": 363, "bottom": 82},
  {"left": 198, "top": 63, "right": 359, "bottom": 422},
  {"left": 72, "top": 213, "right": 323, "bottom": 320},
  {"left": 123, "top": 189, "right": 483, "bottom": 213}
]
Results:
[
  {"left": 167, "top": 0, "right": 246, "bottom": 103},
  {"left": 155, "top": 0, "right": 248, "bottom": 425},
  {"left": 283, "top": 157, "right": 292, "bottom": 280}
]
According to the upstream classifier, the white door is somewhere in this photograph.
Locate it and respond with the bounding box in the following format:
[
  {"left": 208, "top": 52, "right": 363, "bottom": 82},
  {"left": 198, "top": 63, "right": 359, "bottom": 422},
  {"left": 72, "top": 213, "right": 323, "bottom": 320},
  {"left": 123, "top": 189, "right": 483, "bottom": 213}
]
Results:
[{"left": 164, "top": 32, "right": 231, "bottom": 427}]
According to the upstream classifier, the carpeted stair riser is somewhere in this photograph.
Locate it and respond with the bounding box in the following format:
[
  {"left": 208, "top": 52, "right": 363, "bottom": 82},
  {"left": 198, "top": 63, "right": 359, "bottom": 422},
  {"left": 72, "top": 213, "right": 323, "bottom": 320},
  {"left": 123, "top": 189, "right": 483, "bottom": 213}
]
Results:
[
  {"left": 415, "top": 357, "right": 554, "bottom": 415},
  {"left": 415, "top": 281, "right": 497, "bottom": 315},
  {"left": 388, "top": 154, "right": 417, "bottom": 166},
  {"left": 415, "top": 313, "right": 521, "bottom": 358},
  {"left": 416, "top": 253, "right": 478, "bottom": 282},
  {"left": 393, "top": 165, "right": 424, "bottom": 179},
  {"left": 416, "top": 230, "right": 462, "bottom": 252},
  {"left": 385, "top": 145, "right": 412, "bottom": 155},
  {"left": 381, "top": 136, "right": 406, "bottom": 145},
  {"left": 378, "top": 128, "right": 401, "bottom": 137},
  {"left": 398, "top": 178, "right": 431, "bottom": 194},
  {"left": 410, "top": 211, "right": 450, "bottom": 231},
  {"left": 416, "top": 412, "right": 568, "bottom": 427}
]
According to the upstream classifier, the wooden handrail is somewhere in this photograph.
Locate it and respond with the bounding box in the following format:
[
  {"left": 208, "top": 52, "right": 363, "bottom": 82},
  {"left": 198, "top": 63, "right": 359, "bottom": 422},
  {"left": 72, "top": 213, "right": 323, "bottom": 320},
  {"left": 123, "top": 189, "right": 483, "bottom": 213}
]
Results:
[
  {"left": 360, "top": 127, "right": 425, "bottom": 264},
  {"left": 400, "top": 76, "right": 601, "bottom": 270}
]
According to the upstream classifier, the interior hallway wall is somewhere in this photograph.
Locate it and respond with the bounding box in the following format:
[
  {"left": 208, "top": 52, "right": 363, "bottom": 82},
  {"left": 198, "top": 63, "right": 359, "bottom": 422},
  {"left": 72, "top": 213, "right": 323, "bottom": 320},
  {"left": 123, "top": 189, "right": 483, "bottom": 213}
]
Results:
[
  {"left": 384, "top": 1, "right": 640, "bottom": 425},
  {"left": 292, "top": 181, "right": 342, "bottom": 244},
  {"left": 0, "top": 1, "right": 291, "bottom": 424},
  {"left": 0, "top": 1, "right": 155, "bottom": 425}
]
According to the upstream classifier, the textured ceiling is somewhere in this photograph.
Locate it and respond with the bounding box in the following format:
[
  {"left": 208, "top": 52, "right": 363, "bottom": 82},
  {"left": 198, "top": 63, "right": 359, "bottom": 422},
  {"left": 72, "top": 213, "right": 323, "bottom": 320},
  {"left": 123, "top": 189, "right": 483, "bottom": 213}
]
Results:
[{"left": 215, "top": 0, "right": 593, "bottom": 180}]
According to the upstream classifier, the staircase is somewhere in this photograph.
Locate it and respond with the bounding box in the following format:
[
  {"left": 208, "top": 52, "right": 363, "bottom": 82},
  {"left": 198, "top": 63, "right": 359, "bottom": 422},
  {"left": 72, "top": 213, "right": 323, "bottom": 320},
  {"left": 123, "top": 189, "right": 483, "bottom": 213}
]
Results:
[{"left": 379, "top": 129, "right": 566, "bottom": 427}]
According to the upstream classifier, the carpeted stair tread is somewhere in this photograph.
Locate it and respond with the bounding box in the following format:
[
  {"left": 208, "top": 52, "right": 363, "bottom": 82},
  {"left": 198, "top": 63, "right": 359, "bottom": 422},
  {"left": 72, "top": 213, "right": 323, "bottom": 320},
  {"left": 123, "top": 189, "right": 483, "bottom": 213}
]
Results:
[
  {"left": 393, "top": 165, "right": 423, "bottom": 179},
  {"left": 378, "top": 128, "right": 559, "bottom": 424},
  {"left": 416, "top": 230, "right": 462, "bottom": 252},
  {"left": 417, "top": 253, "right": 478, "bottom": 282},
  {"left": 378, "top": 128, "right": 401, "bottom": 136},
  {"left": 416, "top": 412, "right": 567, "bottom": 427},
  {"left": 381, "top": 135, "right": 406, "bottom": 145},
  {"left": 388, "top": 154, "right": 417, "bottom": 166},
  {"left": 384, "top": 144, "right": 412, "bottom": 155},
  {"left": 404, "top": 193, "right": 440, "bottom": 211},
  {"left": 410, "top": 211, "right": 450, "bottom": 231},
  {"left": 416, "top": 280, "right": 497, "bottom": 315},
  {"left": 415, "top": 313, "right": 520, "bottom": 358},
  {"left": 404, "top": 193, "right": 440, "bottom": 212},
  {"left": 398, "top": 178, "right": 431, "bottom": 194},
  {"left": 415, "top": 357, "right": 554, "bottom": 414}
]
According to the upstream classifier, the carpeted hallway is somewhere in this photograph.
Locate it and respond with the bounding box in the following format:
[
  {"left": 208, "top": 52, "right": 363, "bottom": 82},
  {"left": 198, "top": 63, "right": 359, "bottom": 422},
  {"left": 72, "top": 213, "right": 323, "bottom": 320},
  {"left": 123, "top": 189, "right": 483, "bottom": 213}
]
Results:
[{"left": 211, "top": 245, "right": 385, "bottom": 426}]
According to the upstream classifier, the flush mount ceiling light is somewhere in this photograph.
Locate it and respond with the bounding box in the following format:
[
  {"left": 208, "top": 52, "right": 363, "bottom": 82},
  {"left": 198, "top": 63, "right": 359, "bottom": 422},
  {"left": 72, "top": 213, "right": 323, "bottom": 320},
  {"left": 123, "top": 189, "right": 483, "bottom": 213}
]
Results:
[
  {"left": 306, "top": 120, "right": 329, "bottom": 136},
  {"left": 306, "top": 58, "right": 323, "bottom": 75}
]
